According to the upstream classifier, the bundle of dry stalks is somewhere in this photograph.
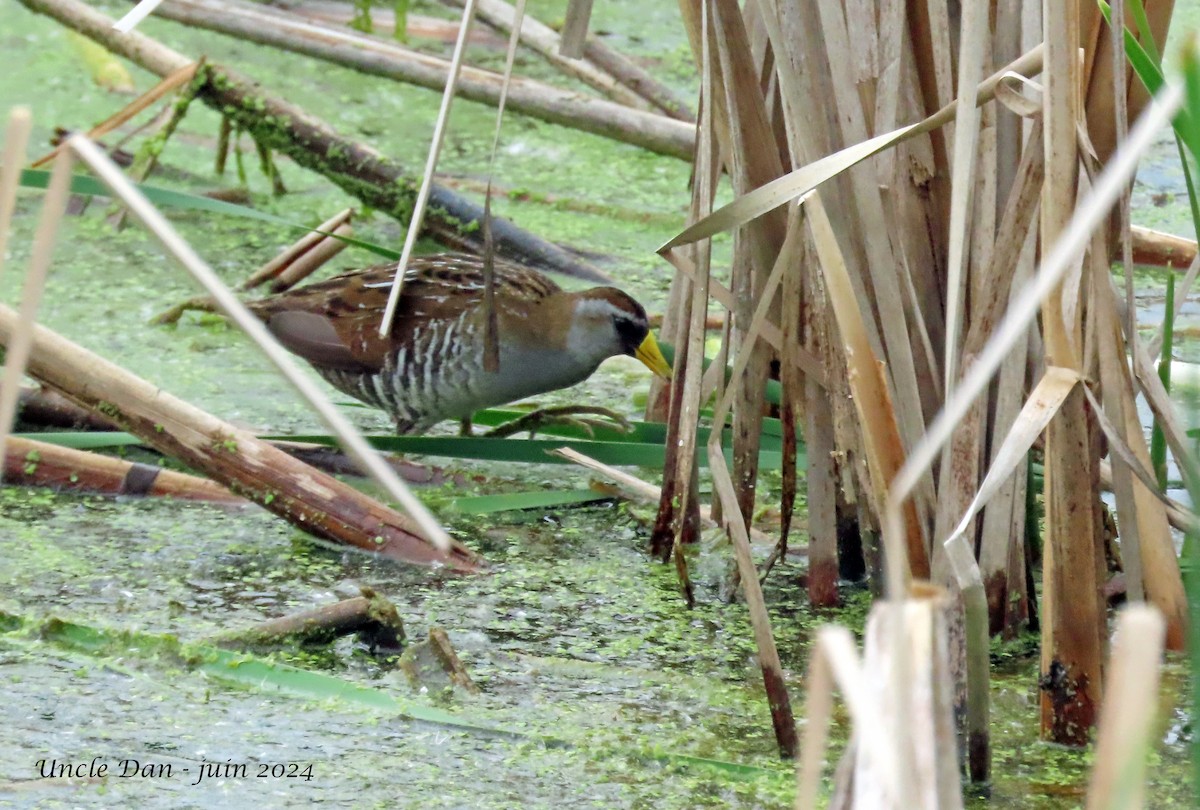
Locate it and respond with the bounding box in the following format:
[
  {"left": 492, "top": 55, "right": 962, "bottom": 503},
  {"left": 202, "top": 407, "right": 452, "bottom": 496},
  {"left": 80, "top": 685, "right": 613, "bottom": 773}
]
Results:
[{"left": 653, "top": 0, "right": 1185, "bottom": 760}]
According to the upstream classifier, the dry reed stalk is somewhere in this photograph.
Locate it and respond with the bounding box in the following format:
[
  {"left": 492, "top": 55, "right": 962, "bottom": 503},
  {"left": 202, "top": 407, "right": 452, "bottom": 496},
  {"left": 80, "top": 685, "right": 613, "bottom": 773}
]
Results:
[
  {"left": 241, "top": 208, "right": 353, "bottom": 289},
  {"left": 4, "top": 435, "right": 242, "bottom": 502},
  {"left": 1085, "top": 605, "right": 1166, "bottom": 810},
  {"left": 66, "top": 134, "right": 462, "bottom": 554},
  {"left": 445, "top": 0, "right": 652, "bottom": 111},
  {"left": 550, "top": 447, "right": 776, "bottom": 543},
  {"left": 30, "top": 60, "right": 202, "bottom": 169},
  {"left": 944, "top": 535, "right": 990, "bottom": 784},
  {"left": 813, "top": 0, "right": 932, "bottom": 522},
  {"left": 1039, "top": 0, "right": 1105, "bottom": 746},
  {"left": 558, "top": 0, "right": 593, "bottom": 58},
  {"left": 0, "top": 149, "right": 73, "bottom": 475},
  {"left": 978, "top": 227, "right": 1037, "bottom": 634},
  {"left": 707, "top": 0, "right": 789, "bottom": 533},
  {"left": 935, "top": 121, "right": 1044, "bottom": 586},
  {"left": 794, "top": 626, "right": 886, "bottom": 810},
  {"left": 807, "top": 195, "right": 927, "bottom": 586},
  {"left": 1084, "top": 296, "right": 1188, "bottom": 652},
  {"left": 649, "top": 0, "right": 716, "bottom": 577},
  {"left": 1092, "top": 235, "right": 1145, "bottom": 607},
  {"left": 940, "top": 0, "right": 991, "bottom": 396},
  {"left": 1083, "top": 0, "right": 1175, "bottom": 163},
  {"left": 378, "top": 0, "right": 479, "bottom": 336},
  {"left": 0, "top": 108, "right": 33, "bottom": 286},
  {"left": 113, "top": 0, "right": 165, "bottom": 32},
  {"left": 706, "top": 435, "right": 797, "bottom": 757}
]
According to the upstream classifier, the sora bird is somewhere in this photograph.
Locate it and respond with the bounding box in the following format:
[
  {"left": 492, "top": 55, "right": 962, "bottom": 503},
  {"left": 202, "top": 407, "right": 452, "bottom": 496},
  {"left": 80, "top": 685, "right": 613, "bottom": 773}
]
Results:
[{"left": 247, "top": 253, "right": 672, "bottom": 435}]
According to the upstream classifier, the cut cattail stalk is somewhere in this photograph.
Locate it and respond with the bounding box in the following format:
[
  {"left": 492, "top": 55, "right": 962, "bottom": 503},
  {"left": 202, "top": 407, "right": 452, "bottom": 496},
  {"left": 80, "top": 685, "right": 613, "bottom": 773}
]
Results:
[
  {"left": 67, "top": 132, "right": 454, "bottom": 554},
  {"left": 269, "top": 223, "right": 353, "bottom": 291},
  {"left": 4, "top": 435, "right": 243, "bottom": 502},
  {"left": 1130, "top": 223, "right": 1197, "bottom": 269},
  {"left": 1084, "top": 605, "right": 1165, "bottom": 810},
  {"left": 944, "top": 535, "right": 991, "bottom": 784},
  {"left": 550, "top": 446, "right": 778, "bottom": 545},
  {"left": 846, "top": 587, "right": 962, "bottom": 809},
  {"left": 557, "top": 0, "right": 593, "bottom": 58},
  {"left": 242, "top": 208, "right": 354, "bottom": 290},
  {"left": 0, "top": 302, "right": 480, "bottom": 570},
  {"left": 0, "top": 107, "right": 33, "bottom": 275}
]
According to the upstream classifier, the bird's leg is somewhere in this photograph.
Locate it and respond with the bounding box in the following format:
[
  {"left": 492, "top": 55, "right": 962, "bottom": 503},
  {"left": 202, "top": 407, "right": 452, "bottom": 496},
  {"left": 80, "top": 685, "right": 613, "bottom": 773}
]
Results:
[
  {"left": 483, "top": 405, "right": 634, "bottom": 439},
  {"left": 459, "top": 417, "right": 474, "bottom": 436}
]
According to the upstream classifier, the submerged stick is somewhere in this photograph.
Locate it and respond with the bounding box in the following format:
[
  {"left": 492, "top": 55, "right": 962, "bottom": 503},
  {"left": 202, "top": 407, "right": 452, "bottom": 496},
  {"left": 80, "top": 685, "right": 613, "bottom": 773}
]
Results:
[{"left": 20, "top": 0, "right": 612, "bottom": 282}]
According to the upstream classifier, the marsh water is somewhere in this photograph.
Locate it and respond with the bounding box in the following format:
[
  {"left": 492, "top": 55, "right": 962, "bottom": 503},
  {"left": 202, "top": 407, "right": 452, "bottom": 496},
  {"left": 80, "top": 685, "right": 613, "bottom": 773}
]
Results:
[{"left": 1, "top": 1, "right": 1199, "bottom": 807}]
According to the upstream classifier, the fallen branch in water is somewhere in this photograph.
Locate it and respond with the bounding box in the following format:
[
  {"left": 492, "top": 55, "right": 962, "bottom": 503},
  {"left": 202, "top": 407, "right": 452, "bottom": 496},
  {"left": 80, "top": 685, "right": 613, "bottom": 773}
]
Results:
[
  {"left": 4, "top": 434, "right": 243, "bottom": 502},
  {"left": 20, "top": 0, "right": 613, "bottom": 282},
  {"left": 0, "top": 303, "right": 482, "bottom": 571}
]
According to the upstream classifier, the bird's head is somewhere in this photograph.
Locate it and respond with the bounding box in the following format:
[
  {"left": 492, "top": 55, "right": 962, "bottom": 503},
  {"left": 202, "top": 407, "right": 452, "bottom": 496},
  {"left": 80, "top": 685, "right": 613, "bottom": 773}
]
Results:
[{"left": 565, "top": 288, "right": 672, "bottom": 379}]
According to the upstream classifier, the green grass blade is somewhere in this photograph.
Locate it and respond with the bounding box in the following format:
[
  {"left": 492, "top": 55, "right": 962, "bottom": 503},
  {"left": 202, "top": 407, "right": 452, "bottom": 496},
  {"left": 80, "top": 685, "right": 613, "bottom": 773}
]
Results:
[
  {"left": 449, "top": 488, "right": 612, "bottom": 514},
  {"left": 1151, "top": 273, "right": 1175, "bottom": 489},
  {"left": 19, "top": 169, "right": 400, "bottom": 260}
]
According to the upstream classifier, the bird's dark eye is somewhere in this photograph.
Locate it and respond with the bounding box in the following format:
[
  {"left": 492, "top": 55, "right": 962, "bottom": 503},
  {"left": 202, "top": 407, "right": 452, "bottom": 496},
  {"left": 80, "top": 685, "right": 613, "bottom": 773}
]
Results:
[{"left": 613, "top": 314, "right": 648, "bottom": 354}]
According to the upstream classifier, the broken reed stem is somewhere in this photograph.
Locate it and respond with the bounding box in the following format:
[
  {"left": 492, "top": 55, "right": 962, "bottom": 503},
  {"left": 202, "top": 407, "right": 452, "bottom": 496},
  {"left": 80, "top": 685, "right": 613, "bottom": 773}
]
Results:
[
  {"left": 0, "top": 148, "right": 73, "bottom": 477},
  {"left": 550, "top": 446, "right": 776, "bottom": 543},
  {"left": 5, "top": 435, "right": 242, "bottom": 502},
  {"left": 0, "top": 107, "right": 33, "bottom": 274},
  {"left": 944, "top": 535, "right": 991, "bottom": 784},
  {"left": 557, "top": 0, "right": 594, "bottom": 58},
  {"left": 378, "top": 0, "right": 480, "bottom": 337},
  {"left": 1084, "top": 605, "right": 1166, "bottom": 810},
  {"left": 707, "top": 440, "right": 798, "bottom": 759},
  {"left": 269, "top": 224, "right": 352, "bottom": 291},
  {"left": 67, "top": 133, "right": 453, "bottom": 554},
  {"left": 241, "top": 208, "right": 353, "bottom": 289},
  {"left": 445, "top": 0, "right": 653, "bottom": 112}
]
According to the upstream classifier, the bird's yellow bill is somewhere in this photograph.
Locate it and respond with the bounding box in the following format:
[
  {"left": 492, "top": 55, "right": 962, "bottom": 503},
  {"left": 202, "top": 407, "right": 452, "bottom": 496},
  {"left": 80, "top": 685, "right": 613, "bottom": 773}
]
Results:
[{"left": 635, "top": 332, "right": 672, "bottom": 379}]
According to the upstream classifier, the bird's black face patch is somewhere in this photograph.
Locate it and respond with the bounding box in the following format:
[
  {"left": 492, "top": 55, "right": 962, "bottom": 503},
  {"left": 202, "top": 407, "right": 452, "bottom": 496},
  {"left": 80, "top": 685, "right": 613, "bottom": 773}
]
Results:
[{"left": 613, "top": 312, "right": 649, "bottom": 356}]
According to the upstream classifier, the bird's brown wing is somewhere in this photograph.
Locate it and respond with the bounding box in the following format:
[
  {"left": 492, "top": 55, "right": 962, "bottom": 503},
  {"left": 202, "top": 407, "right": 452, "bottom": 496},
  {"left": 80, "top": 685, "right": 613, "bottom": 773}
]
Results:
[{"left": 248, "top": 254, "right": 561, "bottom": 373}]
